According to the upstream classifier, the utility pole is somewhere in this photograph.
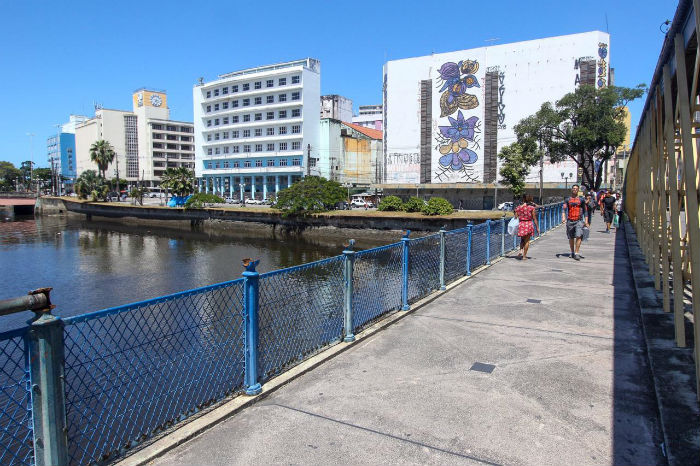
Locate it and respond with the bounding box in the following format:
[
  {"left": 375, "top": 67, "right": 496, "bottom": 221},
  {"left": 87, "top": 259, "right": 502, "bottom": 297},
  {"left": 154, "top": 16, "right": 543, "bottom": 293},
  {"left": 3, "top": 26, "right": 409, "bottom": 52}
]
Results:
[
  {"left": 114, "top": 152, "right": 120, "bottom": 201},
  {"left": 538, "top": 136, "right": 543, "bottom": 204},
  {"left": 306, "top": 144, "right": 311, "bottom": 176},
  {"left": 27, "top": 132, "right": 35, "bottom": 194}
]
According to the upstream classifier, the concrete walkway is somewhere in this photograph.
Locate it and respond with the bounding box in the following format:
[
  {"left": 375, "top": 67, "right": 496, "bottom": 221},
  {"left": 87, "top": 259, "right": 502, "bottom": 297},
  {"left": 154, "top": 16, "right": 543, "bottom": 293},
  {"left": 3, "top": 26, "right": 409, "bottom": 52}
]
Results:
[{"left": 151, "top": 221, "right": 665, "bottom": 466}]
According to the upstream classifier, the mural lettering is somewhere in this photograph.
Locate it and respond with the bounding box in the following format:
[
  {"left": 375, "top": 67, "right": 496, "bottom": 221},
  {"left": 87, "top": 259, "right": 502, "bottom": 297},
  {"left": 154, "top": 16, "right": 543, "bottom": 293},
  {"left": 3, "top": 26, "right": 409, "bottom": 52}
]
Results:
[
  {"left": 498, "top": 72, "right": 506, "bottom": 129},
  {"left": 434, "top": 59, "right": 482, "bottom": 182},
  {"left": 573, "top": 56, "right": 594, "bottom": 87},
  {"left": 387, "top": 152, "right": 420, "bottom": 165},
  {"left": 597, "top": 43, "right": 608, "bottom": 88}
]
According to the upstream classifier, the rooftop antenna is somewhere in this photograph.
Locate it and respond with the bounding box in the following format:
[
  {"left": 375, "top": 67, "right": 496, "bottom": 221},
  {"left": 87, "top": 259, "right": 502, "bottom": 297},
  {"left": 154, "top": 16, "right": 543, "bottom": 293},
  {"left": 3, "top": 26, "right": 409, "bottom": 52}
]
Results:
[
  {"left": 198, "top": 77, "right": 204, "bottom": 85},
  {"left": 605, "top": 13, "right": 609, "bottom": 33}
]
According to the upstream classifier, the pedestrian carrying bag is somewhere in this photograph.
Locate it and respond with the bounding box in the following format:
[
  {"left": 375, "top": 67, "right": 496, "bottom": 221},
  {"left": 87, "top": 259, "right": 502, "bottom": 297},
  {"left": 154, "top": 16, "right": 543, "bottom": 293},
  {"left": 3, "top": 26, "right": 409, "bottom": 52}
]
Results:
[
  {"left": 613, "top": 214, "right": 619, "bottom": 228},
  {"left": 507, "top": 217, "right": 519, "bottom": 235},
  {"left": 582, "top": 225, "right": 590, "bottom": 241}
]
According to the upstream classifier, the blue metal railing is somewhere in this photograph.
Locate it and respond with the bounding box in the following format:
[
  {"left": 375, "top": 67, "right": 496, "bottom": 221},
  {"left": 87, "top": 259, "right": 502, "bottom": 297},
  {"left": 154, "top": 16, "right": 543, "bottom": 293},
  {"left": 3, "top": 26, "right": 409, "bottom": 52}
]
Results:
[{"left": 0, "top": 203, "right": 563, "bottom": 466}]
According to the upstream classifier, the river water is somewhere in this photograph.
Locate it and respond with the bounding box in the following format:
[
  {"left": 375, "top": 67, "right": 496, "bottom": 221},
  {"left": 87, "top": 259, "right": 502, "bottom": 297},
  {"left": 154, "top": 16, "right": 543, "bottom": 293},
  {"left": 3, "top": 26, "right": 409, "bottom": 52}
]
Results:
[{"left": 0, "top": 216, "right": 392, "bottom": 331}]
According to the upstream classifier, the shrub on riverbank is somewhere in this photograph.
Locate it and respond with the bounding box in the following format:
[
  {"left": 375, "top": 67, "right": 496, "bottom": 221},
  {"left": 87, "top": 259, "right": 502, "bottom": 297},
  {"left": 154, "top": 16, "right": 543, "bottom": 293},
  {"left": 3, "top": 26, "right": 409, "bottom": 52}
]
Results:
[
  {"left": 422, "top": 197, "right": 454, "bottom": 215},
  {"left": 378, "top": 196, "right": 403, "bottom": 211},
  {"left": 185, "top": 193, "right": 224, "bottom": 209},
  {"left": 273, "top": 176, "right": 345, "bottom": 215},
  {"left": 402, "top": 197, "right": 425, "bottom": 213}
]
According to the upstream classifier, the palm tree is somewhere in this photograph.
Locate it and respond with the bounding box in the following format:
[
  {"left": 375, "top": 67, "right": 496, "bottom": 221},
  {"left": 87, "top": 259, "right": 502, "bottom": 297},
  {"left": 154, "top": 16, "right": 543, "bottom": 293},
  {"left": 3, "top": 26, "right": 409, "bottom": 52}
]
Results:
[
  {"left": 89, "top": 140, "right": 115, "bottom": 179},
  {"left": 160, "top": 167, "right": 195, "bottom": 197},
  {"left": 74, "top": 170, "right": 101, "bottom": 199}
]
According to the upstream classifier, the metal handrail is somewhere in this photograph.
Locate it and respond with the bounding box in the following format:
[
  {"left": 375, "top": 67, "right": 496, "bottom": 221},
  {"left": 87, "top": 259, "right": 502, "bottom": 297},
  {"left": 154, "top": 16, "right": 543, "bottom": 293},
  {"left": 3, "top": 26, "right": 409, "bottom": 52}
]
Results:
[{"left": 0, "top": 288, "right": 53, "bottom": 317}]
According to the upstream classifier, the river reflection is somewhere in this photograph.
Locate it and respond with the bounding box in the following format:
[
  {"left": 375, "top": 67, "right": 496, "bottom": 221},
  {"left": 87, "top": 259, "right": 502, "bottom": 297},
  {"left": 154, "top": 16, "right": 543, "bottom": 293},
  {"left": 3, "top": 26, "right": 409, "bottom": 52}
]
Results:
[{"left": 0, "top": 216, "right": 393, "bottom": 330}]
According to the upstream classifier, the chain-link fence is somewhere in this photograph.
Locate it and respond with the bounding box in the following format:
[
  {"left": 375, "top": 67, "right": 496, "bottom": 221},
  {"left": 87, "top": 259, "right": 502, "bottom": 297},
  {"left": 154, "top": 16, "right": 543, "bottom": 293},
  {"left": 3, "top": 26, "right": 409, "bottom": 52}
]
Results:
[{"left": 0, "top": 205, "right": 563, "bottom": 466}]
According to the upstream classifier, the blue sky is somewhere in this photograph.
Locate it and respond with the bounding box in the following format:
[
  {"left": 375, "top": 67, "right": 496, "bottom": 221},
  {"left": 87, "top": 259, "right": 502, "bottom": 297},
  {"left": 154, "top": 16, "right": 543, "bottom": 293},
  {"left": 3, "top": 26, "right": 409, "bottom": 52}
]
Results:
[{"left": 0, "top": 0, "right": 677, "bottom": 168}]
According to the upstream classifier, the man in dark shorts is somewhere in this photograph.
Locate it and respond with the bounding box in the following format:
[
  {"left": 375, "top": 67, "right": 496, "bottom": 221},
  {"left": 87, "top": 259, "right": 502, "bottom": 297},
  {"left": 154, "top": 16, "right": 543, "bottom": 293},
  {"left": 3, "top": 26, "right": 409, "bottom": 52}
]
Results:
[
  {"left": 601, "top": 190, "right": 616, "bottom": 233},
  {"left": 562, "top": 184, "right": 589, "bottom": 260}
]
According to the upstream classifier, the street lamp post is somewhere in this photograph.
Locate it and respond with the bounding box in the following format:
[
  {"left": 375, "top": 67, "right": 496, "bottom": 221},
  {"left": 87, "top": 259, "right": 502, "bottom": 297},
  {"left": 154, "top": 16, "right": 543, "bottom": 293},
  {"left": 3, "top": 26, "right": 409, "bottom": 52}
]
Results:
[
  {"left": 26, "top": 132, "right": 35, "bottom": 195},
  {"left": 561, "top": 171, "right": 573, "bottom": 190}
]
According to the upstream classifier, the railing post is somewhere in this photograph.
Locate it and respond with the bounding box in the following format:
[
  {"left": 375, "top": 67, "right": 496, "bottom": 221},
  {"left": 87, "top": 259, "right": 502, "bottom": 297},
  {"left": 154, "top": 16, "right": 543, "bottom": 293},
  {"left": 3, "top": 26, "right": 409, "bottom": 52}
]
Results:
[
  {"left": 28, "top": 302, "right": 69, "bottom": 466},
  {"left": 466, "top": 224, "right": 473, "bottom": 276},
  {"left": 486, "top": 220, "right": 491, "bottom": 265},
  {"left": 342, "top": 240, "right": 356, "bottom": 342},
  {"left": 501, "top": 218, "right": 506, "bottom": 256},
  {"left": 242, "top": 259, "right": 262, "bottom": 396},
  {"left": 544, "top": 206, "right": 548, "bottom": 232},
  {"left": 439, "top": 227, "right": 446, "bottom": 290},
  {"left": 401, "top": 231, "right": 410, "bottom": 310},
  {"left": 538, "top": 209, "right": 543, "bottom": 236}
]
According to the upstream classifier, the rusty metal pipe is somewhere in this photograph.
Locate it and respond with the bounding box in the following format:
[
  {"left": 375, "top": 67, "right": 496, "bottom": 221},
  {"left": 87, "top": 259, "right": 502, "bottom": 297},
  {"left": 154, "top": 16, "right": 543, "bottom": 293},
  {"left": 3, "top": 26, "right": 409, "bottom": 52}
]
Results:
[{"left": 0, "top": 288, "right": 53, "bottom": 317}]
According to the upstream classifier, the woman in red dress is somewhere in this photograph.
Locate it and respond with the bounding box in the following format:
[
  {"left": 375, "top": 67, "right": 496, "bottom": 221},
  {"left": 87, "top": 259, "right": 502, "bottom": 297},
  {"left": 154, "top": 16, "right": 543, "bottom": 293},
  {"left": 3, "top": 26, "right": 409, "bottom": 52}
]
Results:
[{"left": 514, "top": 194, "right": 540, "bottom": 260}]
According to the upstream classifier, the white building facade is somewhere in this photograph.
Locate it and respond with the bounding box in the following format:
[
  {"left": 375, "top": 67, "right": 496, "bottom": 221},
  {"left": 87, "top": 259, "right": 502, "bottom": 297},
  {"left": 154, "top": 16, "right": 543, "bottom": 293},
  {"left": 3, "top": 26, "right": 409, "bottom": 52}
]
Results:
[
  {"left": 352, "top": 105, "right": 383, "bottom": 130},
  {"left": 384, "top": 31, "right": 610, "bottom": 185},
  {"left": 320, "top": 95, "right": 353, "bottom": 122},
  {"left": 75, "top": 90, "right": 194, "bottom": 186},
  {"left": 193, "top": 58, "right": 321, "bottom": 200}
]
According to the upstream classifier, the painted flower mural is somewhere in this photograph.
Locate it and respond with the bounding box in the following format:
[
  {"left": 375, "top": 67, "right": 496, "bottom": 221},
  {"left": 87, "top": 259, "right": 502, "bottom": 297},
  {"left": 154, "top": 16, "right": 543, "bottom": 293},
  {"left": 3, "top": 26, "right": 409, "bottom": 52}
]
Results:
[
  {"left": 437, "top": 60, "right": 480, "bottom": 117},
  {"left": 436, "top": 110, "right": 480, "bottom": 171}
]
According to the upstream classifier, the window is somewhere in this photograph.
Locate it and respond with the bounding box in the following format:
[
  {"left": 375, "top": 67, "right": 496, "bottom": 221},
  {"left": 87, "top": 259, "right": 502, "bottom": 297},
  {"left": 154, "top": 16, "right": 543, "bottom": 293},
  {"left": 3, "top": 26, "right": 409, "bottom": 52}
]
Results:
[
  {"left": 223, "top": 161, "right": 229, "bottom": 168},
  {"left": 224, "top": 146, "right": 230, "bottom": 154},
  {"left": 207, "top": 134, "right": 212, "bottom": 141},
  {"left": 292, "top": 92, "right": 300, "bottom": 101},
  {"left": 232, "top": 115, "right": 239, "bottom": 123},
  {"left": 243, "top": 83, "right": 250, "bottom": 91},
  {"left": 255, "top": 159, "right": 263, "bottom": 167},
  {"left": 255, "top": 144, "right": 263, "bottom": 152},
  {"left": 267, "top": 143, "right": 274, "bottom": 151},
  {"left": 266, "top": 79, "right": 274, "bottom": 88},
  {"left": 292, "top": 75, "right": 300, "bottom": 84},
  {"left": 279, "top": 142, "right": 288, "bottom": 150},
  {"left": 214, "top": 103, "right": 220, "bottom": 111},
  {"left": 278, "top": 94, "right": 287, "bottom": 102},
  {"left": 214, "top": 147, "right": 220, "bottom": 154},
  {"left": 152, "top": 124, "right": 163, "bottom": 130},
  {"left": 232, "top": 100, "right": 239, "bottom": 108},
  {"left": 255, "top": 128, "right": 262, "bottom": 137},
  {"left": 254, "top": 113, "right": 262, "bottom": 121},
  {"left": 266, "top": 128, "right": 274, "bottom": 136},
  {"left": 243, "top": 114, "right": 250, "bottom": 122},
  {"left": 207, "top": 148, "right": 213, "bottom": 155},
  {"left": 233, "top": 146, "right": 240, "bottom": 153},
  {"left": 214, "top": 118, "right": 220, "bottom": 125},
  {"left": 292, "top": 125, "right": 300, "bottom": 134},
  {"left": 206, "top": 105, "right": 211, "bottom": 112},
  {"left": 243, "top": 98, "right": 250, "bottom": 107},
  {"left": 232, "top": 130, "right": 239, "bottom": 138},
  {"left": 279, "top": 77, "right": 287, "bottom": 86},
  {"left": 243, "top": 145, "right": 251, "bottom": 153},
  {"left": 243, "top": 129, "right": 250, "bottom": 137},
  {"left": 167, "top": 125, "right": 177, "bottom": 131},
  {"left": 278, "top": 110, "right": 287, "bottom": 119},
  {"left": 255, "top": 97, "right": 262, "bottom": 105},
  {"left": 206, "top": 91, "right": 211, "bottom": 98},
  {"left": 223, "top": 102, "right": 229, "bottom": 109},
  {"left": 222, "top": 87, "right": 229, "bottom": 95},
  {"left": 154, "top": 142, "right": 163, "bottom": 148},
  {"left": 207, "top": 120, "right": 212, "bottom": 127},
  {"left": 266, "top": 111, "right": 274, "bottom": 120},
  {"left": 233, "top": 161, "right": 240, "bottom": 167},
  {"left": 215, "top": 133, "right": 220, "bottom": 140},
  {"left": 267, "top": 159, "right": 275, "bottom": 166},
  {"left": 223, "top": 117, "right": 229, "bottom": 124},
  {"left": 292, "top": 141, "right": 300, "bottom": 150},
  {"left": 232, "top": 85, "right": 239, "bottom": 93},
  {"left": 222, "top": 131, "right": 228, "bottom": 139},
  {"left": 278, "top": 126, "right": 287, "bottom": 135},
  {"left": 292, "top": 158, "right": 301, "bottom": 166},
  {"left": 280, "top": 159, "right": 288, "bottom": 166},
  {"left": 291, "top": 109, "right": 300, "bottom": 117},
  {"left": 214, "top": 89, "right": 220, "bottom": 97},
  {"left": 244, "top": 160, "right": 252, "bottom": 168},
  {"left": 254, "top": 81, "right": 261, "bottom": 89}
]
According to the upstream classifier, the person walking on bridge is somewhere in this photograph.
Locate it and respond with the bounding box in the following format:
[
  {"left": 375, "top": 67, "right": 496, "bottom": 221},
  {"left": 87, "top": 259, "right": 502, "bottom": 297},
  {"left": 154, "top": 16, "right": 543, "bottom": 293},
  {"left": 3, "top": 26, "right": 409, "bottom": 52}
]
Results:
[
  {"left": 515, "top": 194, "right": 540, "bottom": 260},
  {"left": 562, "top": 184, "right": 589, "bottom": 260},
  {"left": 601, "top": 190, "right": 616, "bottom": 233}
]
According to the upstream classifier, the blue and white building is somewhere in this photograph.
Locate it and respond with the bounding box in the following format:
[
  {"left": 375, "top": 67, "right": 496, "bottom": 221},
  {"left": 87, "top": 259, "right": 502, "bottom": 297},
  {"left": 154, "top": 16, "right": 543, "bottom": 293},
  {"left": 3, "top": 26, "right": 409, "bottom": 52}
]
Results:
[
  {"left": 193, "top": 58, "right": 321, "bottom": 200},
  {"left": 47, "top": 115, "right": 89, "bottom": 192}
]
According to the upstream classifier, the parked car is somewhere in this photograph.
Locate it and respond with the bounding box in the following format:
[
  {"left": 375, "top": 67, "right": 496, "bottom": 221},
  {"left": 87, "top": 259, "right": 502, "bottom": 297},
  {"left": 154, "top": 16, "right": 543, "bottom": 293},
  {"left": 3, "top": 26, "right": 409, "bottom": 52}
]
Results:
[
  {"left": 225, "top": 197, "right": 241, "bottom": 204},
  {"left": 351, "top": 199, "right": 372, "bottom": 208},
  {"left": 245, "top": 198, "right": 262, "bottom": 205},
  {"left": 497, "top": 202, "right": 514, "bottom": 211},
  {"left": 335, "top": 201, "right": 350, "bottom": 210}
]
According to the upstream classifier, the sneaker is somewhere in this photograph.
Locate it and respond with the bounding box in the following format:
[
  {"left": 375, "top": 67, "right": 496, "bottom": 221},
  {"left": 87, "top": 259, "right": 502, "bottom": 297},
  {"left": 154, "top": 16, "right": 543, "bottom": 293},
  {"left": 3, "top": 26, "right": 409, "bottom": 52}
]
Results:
[{"left": 574, "top": 253, "right": 581, "bottom": 261}]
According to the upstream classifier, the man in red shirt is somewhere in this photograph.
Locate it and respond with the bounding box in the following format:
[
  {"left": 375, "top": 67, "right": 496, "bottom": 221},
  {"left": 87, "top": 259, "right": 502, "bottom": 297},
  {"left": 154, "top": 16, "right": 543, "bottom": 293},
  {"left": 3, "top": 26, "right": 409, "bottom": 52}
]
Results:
[{"left": 562, "top": 185, "right": 590, "bottom": 260}]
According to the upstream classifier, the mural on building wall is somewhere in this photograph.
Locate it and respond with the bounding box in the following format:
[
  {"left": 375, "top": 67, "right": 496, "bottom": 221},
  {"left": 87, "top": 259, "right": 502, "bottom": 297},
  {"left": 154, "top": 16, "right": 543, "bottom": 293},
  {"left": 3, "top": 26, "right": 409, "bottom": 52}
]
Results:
[
  {"left": 434, "top": 60, "right": 482, "bottom": 182},
  {"left": 597, "top": 43, "right": 608, "bottom": 88}
]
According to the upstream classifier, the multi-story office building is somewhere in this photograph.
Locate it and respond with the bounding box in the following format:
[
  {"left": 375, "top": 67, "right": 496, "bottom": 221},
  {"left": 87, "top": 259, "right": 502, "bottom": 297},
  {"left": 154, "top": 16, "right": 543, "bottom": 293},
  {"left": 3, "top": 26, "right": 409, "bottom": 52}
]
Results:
[
  {"left": 47, "top": 115, "right": 89, "bottom": 192},
  {"left": 75, "top": 90, "right": 194, "bottom": 186},
  {"left": 352, "top": 105, "right": 383, "bottom": 130},
  {"left": 320, "top": 95, "right": 353, "bottom": 122},
  {"left": 318, "top": 119, "right": 383, "bottom": 187},
  {"left": 194, "top": 58, "right": 321, "bottom": 200}
]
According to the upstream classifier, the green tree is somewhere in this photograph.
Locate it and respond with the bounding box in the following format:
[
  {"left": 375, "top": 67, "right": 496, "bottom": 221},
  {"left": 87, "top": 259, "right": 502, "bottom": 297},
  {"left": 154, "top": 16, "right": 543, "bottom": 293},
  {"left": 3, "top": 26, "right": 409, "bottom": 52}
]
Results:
[
  {"left": 0, "top": 161, "right": 21, "bottom": 191},
  {"left": 273, "top": 176, "right": 345, "bottom": 215},
  {"left": 378, "top": 195, "right": 404, "bottom": 211},
  {"left": 402, "top": 197, "right": 425, "bottom": 213},
  {"left": 160, "top": 167, "right": 195, "bottom": 197},
  {"left": 422, "top": 197, "right": 454, "bottom": 215},
  {"left": 74, "top": 170, "right": 102, "bottom": 199},
  {"left": 33, "top": 168, "right": 53, "bottom": 191},
  {"left": 19, "top": 161, "right": 33, "bottom": 189},
  {"left": 184, "top": 193, "right": 224, "bottom": 209},
  {"left": 129, "top": 186, "right": 148, "bottom": 206},
  {"left": 501, "top": 84, "right": 645, "bottom": 191},
  {"left": 89, "top": 140, "right": 115, "bottom": 179},
  {"left": 498, "top": 142, "right": 541, "bottom": 198}
]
